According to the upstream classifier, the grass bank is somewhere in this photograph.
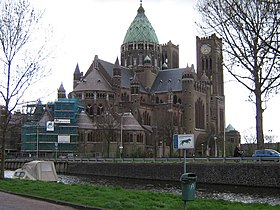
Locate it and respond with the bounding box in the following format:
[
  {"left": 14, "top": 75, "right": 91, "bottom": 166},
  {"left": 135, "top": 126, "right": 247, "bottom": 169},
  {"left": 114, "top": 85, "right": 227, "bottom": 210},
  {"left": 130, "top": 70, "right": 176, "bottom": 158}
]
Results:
[{"left": 0, "top": 179, "right": 279, "bottom": 210}]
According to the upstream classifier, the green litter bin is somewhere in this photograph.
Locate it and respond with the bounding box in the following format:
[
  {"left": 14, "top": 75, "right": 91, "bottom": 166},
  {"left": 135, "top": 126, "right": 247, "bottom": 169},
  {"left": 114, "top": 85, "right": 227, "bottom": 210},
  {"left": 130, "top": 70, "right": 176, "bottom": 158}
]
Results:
[{"left": 180, "top": 173, "right": 197, "bottom": 201}]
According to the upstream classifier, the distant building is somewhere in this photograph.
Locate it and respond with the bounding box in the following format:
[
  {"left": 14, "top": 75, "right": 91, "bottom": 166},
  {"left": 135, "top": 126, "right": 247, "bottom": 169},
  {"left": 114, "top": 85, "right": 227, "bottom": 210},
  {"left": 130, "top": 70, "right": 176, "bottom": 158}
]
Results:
[
  {"left": 64, "top": 2, "right": 226, "bottom": 157},
  {"left": 0, "top": 105, "right": 22, "bottom": 157},
  {"left": 225, "top": 124, "right": 241, "bottom": 156}
]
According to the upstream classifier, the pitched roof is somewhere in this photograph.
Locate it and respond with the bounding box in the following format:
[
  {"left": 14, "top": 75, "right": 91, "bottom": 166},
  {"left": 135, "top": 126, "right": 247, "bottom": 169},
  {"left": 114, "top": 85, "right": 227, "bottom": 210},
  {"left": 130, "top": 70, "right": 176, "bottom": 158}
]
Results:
[
  {"left": 151, "top": 68, "right": 185, "bottom": 93},
  {"left": 74, "top": 63, "right": 112, "bottom": 92},
  {"left": 77, "top": 111, "right": 96, "bottom": 129},
  {"left": 122, "top": 112, "right": 144, "bottom": 131}
]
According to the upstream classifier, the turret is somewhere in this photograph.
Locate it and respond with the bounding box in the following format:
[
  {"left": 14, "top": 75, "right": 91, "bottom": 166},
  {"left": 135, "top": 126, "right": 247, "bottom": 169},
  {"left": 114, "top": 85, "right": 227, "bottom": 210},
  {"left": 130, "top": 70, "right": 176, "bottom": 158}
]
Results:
[
  {"left": 73, "top": 63, "right": 82, "bottom": 89},
  {"left": 130, "top": 73, "right": 141, "bottom": 116},
  {"left": 58, "top": 83, "right": 66, "bottom": 99},
  {"left": 113, "top": 57, "right": 121, "bottom": 87},
  {"left": 113, "top": 57, "right": 122, "bottom": 105},
  {"left": 181, "top": 64, "right": 196, "bottom": 134}
]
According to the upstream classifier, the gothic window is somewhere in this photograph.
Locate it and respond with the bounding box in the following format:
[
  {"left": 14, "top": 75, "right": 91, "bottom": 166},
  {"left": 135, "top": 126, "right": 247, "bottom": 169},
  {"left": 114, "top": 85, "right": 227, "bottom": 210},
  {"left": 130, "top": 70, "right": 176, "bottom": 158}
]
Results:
[
  {"left": 172, "top": 51, "right": 178, "bottom": 68},
  {"left": 201, "top": 57, "right": 204, "bottom": 71},
  {"left": 178, "top": 98, "right": 181, "bottom": 104},
  {"left": 88, "top": 132, "right": 94, "bottom": 142},
  {"left": 173, "top": 95, "right": 178, "bottom": 104},
  {"left": 97, "top": 104, "right": 104, "bottom": 115},
  {"left": 79, "top": 132, "right": 84, "bottom": 142},
  {"left": 121, "top": 92, "right": 129, "bottom": 101},
  {"left": 195, "top": 98, "right": 205, "bottom": 129},
  {"left": 86, "top": 104, "right": 94, "bottom": 116},
  {"left": 139, "top": 54, "right": 143, "bottom": 65},
  {"left": 129, "top": 56, "right": 133, "bottom": 66},
  {"left": 156, "top": 96, "right": 159, "bottom": 104},
  {"left": 143, "top": 111, "right": 151, "bottom": 125},
  {"left": 137, "top": 133, "right": 143, "bottom": 143}
]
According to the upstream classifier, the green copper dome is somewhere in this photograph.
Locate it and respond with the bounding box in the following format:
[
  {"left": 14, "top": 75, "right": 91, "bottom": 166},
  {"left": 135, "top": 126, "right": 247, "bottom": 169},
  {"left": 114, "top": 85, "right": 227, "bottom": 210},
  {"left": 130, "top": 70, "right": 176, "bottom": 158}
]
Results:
[{"left": 123, "top": 4, "right": 159, "bottom": 44}]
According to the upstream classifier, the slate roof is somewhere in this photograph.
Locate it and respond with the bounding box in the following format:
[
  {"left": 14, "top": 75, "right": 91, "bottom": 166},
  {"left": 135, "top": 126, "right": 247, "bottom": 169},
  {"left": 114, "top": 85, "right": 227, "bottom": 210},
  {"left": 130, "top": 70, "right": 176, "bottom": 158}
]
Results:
[
  {"left": 99, "top": 59, "right": 147, "bottom": 92},
  {"left": 122, "top": 112, "right": 144, "bottom": 131},
  {"left": 225, "top": 124, "right": 236, "bottom": 132},
  {"left": 74, "top": 62, "right": 112, "bottom": 92},
  {"left": 77, "top": 111, "right": 96, "bottom": 129},
  {"left": 74, "top": 57, "right": 196, "bottom": 95},
  {"left": 151, "top": 68, "right": 185, "bottom": 93}
]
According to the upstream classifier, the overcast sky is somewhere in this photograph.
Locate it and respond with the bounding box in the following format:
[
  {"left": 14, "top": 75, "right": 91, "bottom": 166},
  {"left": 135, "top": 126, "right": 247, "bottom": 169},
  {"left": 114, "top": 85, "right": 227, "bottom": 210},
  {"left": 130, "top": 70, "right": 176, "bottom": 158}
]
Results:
[{"left": 27, "top": 0, "right": 279, "bottom": 142}]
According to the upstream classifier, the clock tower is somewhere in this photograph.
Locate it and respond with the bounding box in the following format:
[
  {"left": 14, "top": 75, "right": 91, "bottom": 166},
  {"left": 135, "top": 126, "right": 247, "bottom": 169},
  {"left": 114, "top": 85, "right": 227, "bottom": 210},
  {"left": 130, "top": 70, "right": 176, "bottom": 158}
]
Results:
[
  {"left": 196, "top": 34, "right": 225, "bottom": 139},
  {"left": 196, "top": 34, "right": 223, "bottom": 97}
]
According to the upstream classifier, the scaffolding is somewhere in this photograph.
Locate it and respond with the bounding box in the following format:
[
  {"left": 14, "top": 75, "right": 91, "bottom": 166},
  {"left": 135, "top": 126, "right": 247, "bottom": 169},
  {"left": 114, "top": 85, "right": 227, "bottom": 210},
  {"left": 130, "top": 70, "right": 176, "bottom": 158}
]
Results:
[{"left": 21, "top": 98, "right": 84, "bottom": 157}]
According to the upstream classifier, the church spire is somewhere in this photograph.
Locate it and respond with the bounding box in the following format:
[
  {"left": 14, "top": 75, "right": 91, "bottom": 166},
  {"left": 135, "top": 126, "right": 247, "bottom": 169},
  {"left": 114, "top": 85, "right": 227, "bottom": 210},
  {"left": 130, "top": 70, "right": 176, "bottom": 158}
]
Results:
[{"left": 140, "top": 0, "right": 142, "bottom": 6}]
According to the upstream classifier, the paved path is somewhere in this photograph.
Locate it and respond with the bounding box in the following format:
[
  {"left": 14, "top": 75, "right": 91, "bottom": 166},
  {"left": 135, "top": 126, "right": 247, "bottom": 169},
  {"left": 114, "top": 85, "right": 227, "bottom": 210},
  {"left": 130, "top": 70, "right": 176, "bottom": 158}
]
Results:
[{"left": 0, "top": 191, "right": 76, "bottom": 210}]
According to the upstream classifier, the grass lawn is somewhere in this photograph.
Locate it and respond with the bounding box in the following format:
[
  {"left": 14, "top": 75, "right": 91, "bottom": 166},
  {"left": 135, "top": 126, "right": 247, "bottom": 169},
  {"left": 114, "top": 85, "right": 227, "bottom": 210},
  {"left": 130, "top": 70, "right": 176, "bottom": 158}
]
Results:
[{"left": 0, "top": 179, "right": 279, "bottom": 210}]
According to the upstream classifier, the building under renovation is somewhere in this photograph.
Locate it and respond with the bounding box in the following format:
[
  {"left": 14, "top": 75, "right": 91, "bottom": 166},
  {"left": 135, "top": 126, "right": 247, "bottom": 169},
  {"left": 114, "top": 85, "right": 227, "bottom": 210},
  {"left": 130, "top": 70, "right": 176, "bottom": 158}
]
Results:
[
  {"left": 66, "top": 2, "right": 225, "bottom": 158},
  {"left": 21, "top": 2, "right": 226, "bottom": 158}
]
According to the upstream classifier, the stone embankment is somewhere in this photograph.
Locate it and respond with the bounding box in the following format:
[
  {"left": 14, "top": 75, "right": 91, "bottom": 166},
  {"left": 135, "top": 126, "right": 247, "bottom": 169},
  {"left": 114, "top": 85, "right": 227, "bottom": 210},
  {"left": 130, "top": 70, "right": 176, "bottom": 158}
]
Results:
[
  {"left": 5, "top": 160, "right": 280, "bottom": 188},
  {"left": 67, "top": 162, "right": 280, "bottom": 188}
]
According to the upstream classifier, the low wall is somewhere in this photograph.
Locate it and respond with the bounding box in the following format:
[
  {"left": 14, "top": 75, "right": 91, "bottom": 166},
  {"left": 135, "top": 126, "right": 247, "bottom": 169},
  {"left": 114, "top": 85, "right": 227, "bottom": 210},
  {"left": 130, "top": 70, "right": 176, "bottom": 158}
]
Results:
[
  {"left": 67, "top": 162, "right": 280, "bottom": 188},
  {"left": 5, "top": 160, "right": 279, "bottom": 188},
  {"left": 5, "top": 160, "right": 68, "bottom": 174}
]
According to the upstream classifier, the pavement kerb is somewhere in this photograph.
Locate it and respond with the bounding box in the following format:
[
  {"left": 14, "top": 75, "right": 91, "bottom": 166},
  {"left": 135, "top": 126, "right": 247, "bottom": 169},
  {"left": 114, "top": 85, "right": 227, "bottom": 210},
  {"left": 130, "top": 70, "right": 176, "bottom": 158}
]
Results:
[{"left": 0, "top": 189, "right": 106, "bottom": 210}]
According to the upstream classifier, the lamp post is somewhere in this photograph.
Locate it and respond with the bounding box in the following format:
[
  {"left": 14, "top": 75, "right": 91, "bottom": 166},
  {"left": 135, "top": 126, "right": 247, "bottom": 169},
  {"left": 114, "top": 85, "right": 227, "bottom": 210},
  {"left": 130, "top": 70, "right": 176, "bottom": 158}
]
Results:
[
  {"left": 36, "top": 125, "right": 39, "bottom": 159},
  {"left": 201, "top": 143, "right": 204, "bottom": 156},
  {"left": 214, "top": 136, "right": 217, "bottom": 157},
  {"left": 119, "top": 114, "right": 123, "bottom": 158}
]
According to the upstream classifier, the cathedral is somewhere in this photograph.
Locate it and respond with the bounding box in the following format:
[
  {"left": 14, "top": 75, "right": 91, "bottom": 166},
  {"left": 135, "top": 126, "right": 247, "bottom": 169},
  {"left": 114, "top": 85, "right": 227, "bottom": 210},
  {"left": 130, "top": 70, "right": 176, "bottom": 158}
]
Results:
[{"left": 62, "top": 2, "right": 225, "bottom": 157}]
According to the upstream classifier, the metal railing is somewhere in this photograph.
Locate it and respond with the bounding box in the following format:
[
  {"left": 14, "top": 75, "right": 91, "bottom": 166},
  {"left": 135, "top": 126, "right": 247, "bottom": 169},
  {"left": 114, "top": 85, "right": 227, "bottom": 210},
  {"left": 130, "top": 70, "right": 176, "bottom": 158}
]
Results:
[{"left": 6, "top": 156, "right": 280, "bottom": 163}]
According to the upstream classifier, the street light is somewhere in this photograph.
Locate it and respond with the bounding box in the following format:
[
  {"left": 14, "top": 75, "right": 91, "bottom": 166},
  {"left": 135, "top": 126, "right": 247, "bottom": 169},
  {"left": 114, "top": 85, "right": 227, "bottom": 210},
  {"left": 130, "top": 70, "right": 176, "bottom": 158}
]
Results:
[
  {"left": 214, "top": 136, "right": 217, "bottom": 157},
  {"left": 201, "top": 143, "right": 204, "bottom": 156},
  {"left": 36, "top": 125, "right": 39, "bottom": 159},
  {"left": 119, "top": 114, "right": 123, "bottom": 158}
]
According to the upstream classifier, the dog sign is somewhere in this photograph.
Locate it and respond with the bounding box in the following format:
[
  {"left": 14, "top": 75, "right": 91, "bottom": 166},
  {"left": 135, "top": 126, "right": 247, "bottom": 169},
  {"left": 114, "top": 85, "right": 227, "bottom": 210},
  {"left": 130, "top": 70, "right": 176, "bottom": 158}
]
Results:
[{"left": 174, "top": 134, "right": 194, "bottom": 149}]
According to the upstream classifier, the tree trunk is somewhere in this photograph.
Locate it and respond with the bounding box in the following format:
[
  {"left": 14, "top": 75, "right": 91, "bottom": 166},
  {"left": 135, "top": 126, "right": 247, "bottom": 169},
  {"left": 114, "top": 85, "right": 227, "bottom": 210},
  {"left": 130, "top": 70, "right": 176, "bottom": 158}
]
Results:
[
  {"left": 0, "top": 131, "right": 6, "bottom": 179},
  {"left": 255, "top": 90, "right": 264, "bottom": 150}
]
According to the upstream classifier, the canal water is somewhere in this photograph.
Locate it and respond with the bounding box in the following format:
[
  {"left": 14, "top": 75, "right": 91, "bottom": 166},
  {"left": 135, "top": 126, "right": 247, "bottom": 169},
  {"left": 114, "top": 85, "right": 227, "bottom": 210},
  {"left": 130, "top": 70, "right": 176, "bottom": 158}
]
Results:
[{"left": 5, "top": 171, "right": 280, "bottom": 206}]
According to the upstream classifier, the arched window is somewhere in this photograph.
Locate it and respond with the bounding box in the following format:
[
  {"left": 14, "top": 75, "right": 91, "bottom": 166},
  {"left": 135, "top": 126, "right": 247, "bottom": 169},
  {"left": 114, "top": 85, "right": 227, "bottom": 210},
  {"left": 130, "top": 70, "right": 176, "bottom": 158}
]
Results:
[
  {"left": 156, "top": 96, "right": 159, "bottom": 104},
  {"left": 195, "top": 98, "right": 205, "bottom": 129},
  {"left": 143, "top": 111, "right": 151, "bottom": 125},
  {"left": 86, "top": 104, "right": 94, "bottom": 116},
  {"left": 97, "top": 104, "right": 104, "bottom": 115},
  {"left": 173, "top": 95, "right": 178, "bottom": 104}
]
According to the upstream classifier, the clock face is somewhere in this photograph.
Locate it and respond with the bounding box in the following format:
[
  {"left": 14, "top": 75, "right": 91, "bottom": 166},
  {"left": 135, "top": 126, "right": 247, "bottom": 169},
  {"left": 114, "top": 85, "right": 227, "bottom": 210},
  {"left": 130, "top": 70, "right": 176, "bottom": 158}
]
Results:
[{"left": 201, "top": 44, "right": 211, "bottom": 55}]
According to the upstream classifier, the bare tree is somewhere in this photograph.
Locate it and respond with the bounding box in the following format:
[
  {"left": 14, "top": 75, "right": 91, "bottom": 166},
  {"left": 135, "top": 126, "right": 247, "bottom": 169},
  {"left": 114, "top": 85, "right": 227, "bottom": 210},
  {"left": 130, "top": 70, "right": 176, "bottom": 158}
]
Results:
[
  {"left": 0, "top": 0, "right": 51, "bottom": 179},
  {"left": 196, "top": 0, "right": 280, "bottom": 149},
  {"left": 96, "top": 112, "right": 119, "bottom": 158}
]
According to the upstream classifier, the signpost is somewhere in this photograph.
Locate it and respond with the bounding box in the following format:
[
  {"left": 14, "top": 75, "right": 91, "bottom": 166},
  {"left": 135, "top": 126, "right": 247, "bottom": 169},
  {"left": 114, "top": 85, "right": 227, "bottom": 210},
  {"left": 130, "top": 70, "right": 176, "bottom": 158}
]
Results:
[
  {"left": 174, "top": 134, "right": 195, "bottom": 210},
  {"left": 174, "top": 134, "right": 194, "bottom": 173}
]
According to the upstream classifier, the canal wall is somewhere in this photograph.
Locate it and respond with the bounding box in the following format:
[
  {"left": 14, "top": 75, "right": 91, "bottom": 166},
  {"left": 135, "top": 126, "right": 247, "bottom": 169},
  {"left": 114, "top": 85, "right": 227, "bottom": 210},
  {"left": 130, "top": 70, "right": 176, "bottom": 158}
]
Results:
[
  {"left": 67, "top": 162, "right": 280, "bottom": 188},
  {"left": 5, "top": 160, "right": 68, "bottom": 174},
  {"left": 5, "top": 160, "right": 280, "bottom": 188}
]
